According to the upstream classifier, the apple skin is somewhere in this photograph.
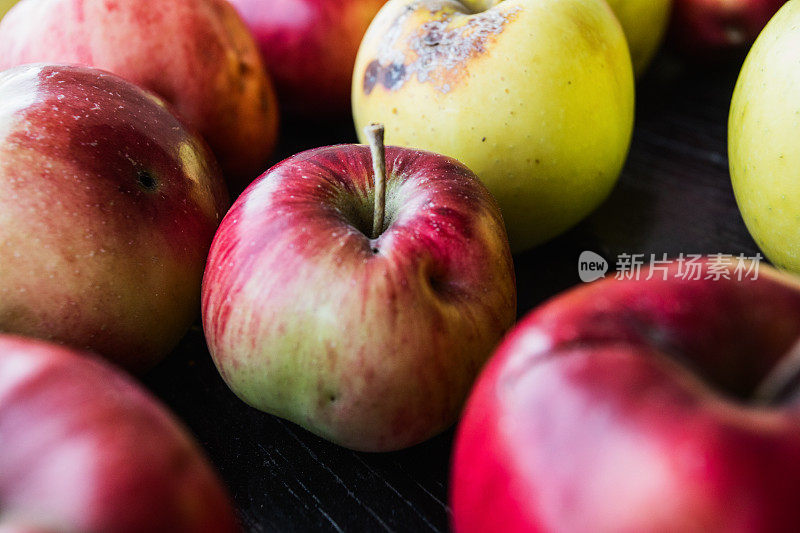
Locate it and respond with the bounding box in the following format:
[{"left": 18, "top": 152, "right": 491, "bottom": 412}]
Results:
[
  {"left": 0, "top": 64, "right": 229, "bottom": 373},
  {"left": 352, "top": 0, "right": 634, "bottom": 252},
  {"left": 729, "top": 1, "right": 800, "bottom": 274},
  {"left": 606, "top": 0, "right": 672, "bottom": 76},
  {"left": 452, "top": 260, "right": 800, "bottom": 532},
  {"left": 0, "top": 0, "right": 279, "bottom": 188},
  {"left": 0, "top": 335, "right": 239, "bottom": 533},
  {"left": 202, "top": 144, "right": 516, "bottom": 452},
  {"left": 0, "top": 0, "right": 18, "bottom": 19},
  {"left": 228, "top": 0, "right": 386, "bottom": 117},
  {"left": 671, "top": 0, "right": 786, "bottom": 55}
]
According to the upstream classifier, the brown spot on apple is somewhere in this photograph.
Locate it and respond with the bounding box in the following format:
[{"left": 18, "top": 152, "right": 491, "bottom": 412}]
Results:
[
  {"left": 362, "top": 2, "right": 520, "bottom": 95},
  {"left": 238, "top": 58, "right": 252, "bottom": 77},
  {"left": 136, "top": 168, "right": 159, "bottom": 191}
]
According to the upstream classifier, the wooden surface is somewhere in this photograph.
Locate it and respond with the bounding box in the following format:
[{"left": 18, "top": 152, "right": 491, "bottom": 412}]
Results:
[{"left": 144, "top": 53, "right": 760, "bottom": 532}]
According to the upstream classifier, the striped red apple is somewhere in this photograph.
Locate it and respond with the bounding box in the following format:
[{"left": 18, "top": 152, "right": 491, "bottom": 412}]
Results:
[{"left": 202, "top": 125, "right": 516, "bottom": 451}]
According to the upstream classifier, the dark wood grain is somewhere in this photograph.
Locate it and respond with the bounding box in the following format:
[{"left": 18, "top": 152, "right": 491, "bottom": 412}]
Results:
[{"left": 144, "top": 53, "right": 759, "bottom": 532}]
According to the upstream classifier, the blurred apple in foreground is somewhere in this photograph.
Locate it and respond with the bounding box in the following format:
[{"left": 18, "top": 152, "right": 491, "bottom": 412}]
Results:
[
  {"left": 671, "top": 0, "right": 786, "bottom": 55},
  {"left": 352, "top": 0, "right": 634, "bottom": 252},
  {"left": 0, "top": 0, "right": 279, "bottom": 187},
  {"left": 453, "top": 259, "right": 800, "bottom": 531},
  {"left": 729, "top": 0, "right": 800, "bottom": 274},
  {"left": 229, "top": 0, "right": 385, "bottom": 117},
  {"left": 0, "top": 335, "right": 239, "bottom": 533},
  {"left": 202, "top": 125, "right": 516, "bottom": 452},
  {"left": 0, "top": 64, "right": 228, "bottom": 373},
  {"left": 606, "top": 0, "right": 672, "bottom": 76}
]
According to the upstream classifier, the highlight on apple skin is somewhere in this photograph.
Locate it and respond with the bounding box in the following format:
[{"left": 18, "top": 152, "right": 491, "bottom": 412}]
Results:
[
  {"left": 352, "top": 0, "right": 635, "bottom": 253},
  {"left": 0, "top": 64, "right": 229, "bottom": 373},
  {"left": 0, "top": 335, "right": 240, "bottom": 533},
  {"left": 452, "top": 259, "right": 800, "bottom": 532},
  {"left": 0, "top": 0, "right": 280, "bottom": 188},
  {"left": 201, "top": 139, "right": 516, "bottom": 452},
  {"left": 228, "top": 0, "right": 387, "bottom": 117}
]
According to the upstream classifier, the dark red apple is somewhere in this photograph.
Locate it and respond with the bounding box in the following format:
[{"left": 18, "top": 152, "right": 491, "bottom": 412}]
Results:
[
  {"left": 0, "top": 64, "right": 228, "bottom": 373},
  {"left": 202, "top": 126, "right": 516, "bottom": 451},
  {"left": 0, "top": 0, "right": 279, "bottom": 187},
  {"left": 671, "top": 0, "right": 787, "bottom": 55},
  {"left": 0, "top": 334, "right": 238, "bottom": 533},
  {"left": 452, "top": 259, "right": 800, "bottom": 531},
  {"left": 228, "top": 0, "right": 386, "bottom": 117}
]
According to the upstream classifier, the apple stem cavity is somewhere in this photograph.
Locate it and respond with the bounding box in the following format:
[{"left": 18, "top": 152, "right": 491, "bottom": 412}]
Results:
[
  {"left": 753, "top": 338, "right": 800, "bottom": 406},
  {"left": 365, "top": 123, "right": 386, "bottom": 240}
]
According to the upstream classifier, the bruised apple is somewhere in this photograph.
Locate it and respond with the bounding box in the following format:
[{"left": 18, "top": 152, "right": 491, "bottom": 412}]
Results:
[{"left": 352, "top": 0, "right": 634, "bottom": 252}]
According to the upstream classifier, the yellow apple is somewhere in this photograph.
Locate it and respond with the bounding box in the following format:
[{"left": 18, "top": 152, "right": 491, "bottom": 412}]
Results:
[
  {"left": 0, "top": 0, "right": 18, "bottom": 19},
  {"left": 352, "top": 0, "right": 634, "bottom": 252},
  {"left": 606, "top": 0, "right": 672, "bottom": 76},
  {"left": 729, "top": 1, "right": 800, "bottom": 273}
]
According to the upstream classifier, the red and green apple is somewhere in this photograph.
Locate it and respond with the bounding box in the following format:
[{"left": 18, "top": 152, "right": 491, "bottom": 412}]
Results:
[
  {"left": 0, "top": 64, "right": 228, "bottom": 373},
  {"left": 202, "top": 126, "right": 516, "bottom": 452}
]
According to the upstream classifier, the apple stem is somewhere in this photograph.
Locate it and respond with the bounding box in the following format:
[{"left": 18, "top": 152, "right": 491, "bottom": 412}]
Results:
[
  {"left": 364, "top": 123, "right": 386, "bottom": 240},
  {"left": 752, "top": 337, "right": 800, "bottom": 406}
]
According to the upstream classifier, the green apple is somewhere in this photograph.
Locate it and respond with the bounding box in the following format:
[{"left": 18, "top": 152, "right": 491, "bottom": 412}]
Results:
[
  {"left": 729, "top": 1, "right": 800, "bottom": 273},
  {"left": 352, "top": 0, "right": 634, "bottom": 252},
  {"left": 0, "top": 0, "right": 18, "bottom": 19},
  {"left": 606, "top": 0, "right": 672, "bottom": 76}
]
